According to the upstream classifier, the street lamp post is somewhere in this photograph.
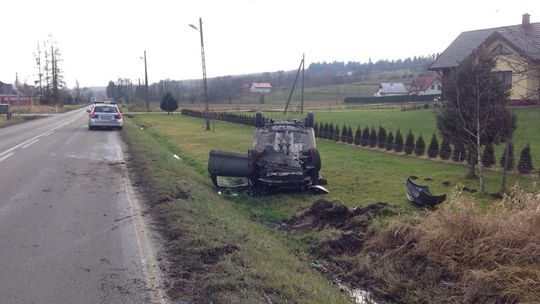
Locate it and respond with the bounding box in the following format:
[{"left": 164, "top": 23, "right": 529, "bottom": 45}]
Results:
[{"left": 189, "top": 18, "right": 210, "bottom": 131}]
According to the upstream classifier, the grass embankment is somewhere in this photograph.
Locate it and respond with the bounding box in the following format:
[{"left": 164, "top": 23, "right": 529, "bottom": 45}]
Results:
[
  {"left": 11, "top": 104, "right": 87, "bottom": 113},
  {"left": 257, "top": 107, "right": 540, "bottom": 168},
  {"left": 352, "top": 189, "right": 540, "bottom": 303},
  {"left": 122, "top": 118, "right": 349, "bottom": 303},
  {"left": 127, "top": 114, "right": 537, "bottom": 303},
  {"left": 0, "top": 115, "right": 42, "bottom": 128}
]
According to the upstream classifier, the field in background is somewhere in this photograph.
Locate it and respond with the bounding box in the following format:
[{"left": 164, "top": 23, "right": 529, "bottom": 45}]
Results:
[{"left": 11, "top": 104, "right": 87, "bottom": 114}]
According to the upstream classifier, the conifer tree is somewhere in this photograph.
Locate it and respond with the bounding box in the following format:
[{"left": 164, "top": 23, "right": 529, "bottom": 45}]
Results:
[
  {"left": 354, "top": 127, "right": 361, "bottom": 145},
  {"left": 385, "top": 131, "right": 394, "bottom": 150},
  {"left": 440, "top": 137, "right": 452, "bottom": 160},
  {"left": 404, "top": 130, "right": 415, "bottom": 154},
  {"left": 377, "top": 126, "right": 387, "bottom": 149},
  {"left": 481, "top": 142, "right": 496, "bottom": 167},
  {"left": 394, "top": 129, "right": 404, "bottom": 152},
  {"left": 415, "top": 135, "right": 426, "bottom": 156},
  {"left": 517, "top": 143, "right": 533, "bottom": 174},
  {"left": 347, "top": 126, "right": 353, "bottom": 144},
  {"left": 313, "top": 122, "right": 319, "bottom": 138},
  {"left": 369, "top": 127, "right": 377, "bottom": 148},
  {"left": 334, "top": 124, "right": 340, "bottom": 141},
  {"left": 361, "top": 127, "right": 370, "bottom": 146},
  {"left": 341, "top": 125, "right": 348, "bottom": 142},
  {"left": 500, "top": 142, "right": 514, "bottom": 170},
  {"left": 427, "top": 133, "right": 439, "bottom": 158}
]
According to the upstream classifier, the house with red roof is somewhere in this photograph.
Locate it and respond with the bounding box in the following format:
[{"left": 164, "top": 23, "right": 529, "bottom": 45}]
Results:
[
  {"left": 410, "top": 75, "right": 442, "bottom": 95},
  {"left": 250, "top": 82, "right": 272, "bottom": 94}
]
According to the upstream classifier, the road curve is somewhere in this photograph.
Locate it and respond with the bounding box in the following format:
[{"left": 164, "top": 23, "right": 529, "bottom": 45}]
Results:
[{"left": 0, "top": 109, "right": 166, "bottom": 304}]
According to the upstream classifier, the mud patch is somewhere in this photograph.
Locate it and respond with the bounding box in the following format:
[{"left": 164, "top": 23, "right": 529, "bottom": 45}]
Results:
[{"left": 280, "top": 200, "right": 394, "bottom": 257}]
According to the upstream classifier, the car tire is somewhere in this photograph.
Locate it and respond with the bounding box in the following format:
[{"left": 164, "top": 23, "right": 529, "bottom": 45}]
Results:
[
  {"left": 255, "top": 111, "right": 264, "bottom": 128},
  {"left": 305, "top": 112, "right": 314, "bottom": 128},
  {"left": 88, "top": 126, "right": 94, "bottom": 130},
  {"left": 308, "top": 147, "right": 321, "bottom": 171}
]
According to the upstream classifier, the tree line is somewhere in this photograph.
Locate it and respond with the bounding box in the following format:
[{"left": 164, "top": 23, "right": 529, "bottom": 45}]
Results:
[{"left": 106, "top": 54, "right": 438, "bottom": 103}]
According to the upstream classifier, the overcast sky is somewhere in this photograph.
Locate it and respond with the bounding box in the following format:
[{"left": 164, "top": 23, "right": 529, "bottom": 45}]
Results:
[{"left": 1, "top": 0, "right": 537, "bottom": 88}]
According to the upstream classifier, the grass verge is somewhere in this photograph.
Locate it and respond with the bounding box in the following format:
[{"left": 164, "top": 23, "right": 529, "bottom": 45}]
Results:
[
  {"left": 0, "top": 115, "right": 43, "bottom": 128},
  {"left": 122, "top": 118, "right": 350, "bottom": 303}
]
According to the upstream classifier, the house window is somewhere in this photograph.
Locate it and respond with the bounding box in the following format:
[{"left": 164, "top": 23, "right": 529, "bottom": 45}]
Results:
[
  {"left": 437, "top": 85, "right": 441, "bottom": 90},
  {"left": 494, "top": 71, "right": 512, "bottom": 90},
  {"left": 431, "top": 85, "right": 435, "bottom": 90}
]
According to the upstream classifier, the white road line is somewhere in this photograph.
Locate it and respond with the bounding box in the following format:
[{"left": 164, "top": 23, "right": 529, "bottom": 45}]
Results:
[
  {"left": 0, "top": 116, "right": 79, "bottom": 158},
  {"left": 0, "top": 152, "right": 14, "bottom": 163},
  {"left": 21, "top": 139, "right": 39, "bottom": 149}
]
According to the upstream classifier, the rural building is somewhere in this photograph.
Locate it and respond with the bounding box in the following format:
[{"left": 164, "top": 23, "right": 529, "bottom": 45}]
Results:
[
  {"left": 373, "top": 83, "right": 408, "bottom": 97},
  {"left": 250, "top": 82, "right": 272, "bottom": 94},
  {"left": 0, "top": 81, "right": 14, "bottom": 94},
  {"left": 430, "top": 14, "right": 540, "bottom": 102},
  {"left": 410, "top": 75, "right": 442, "bottom": 95}
]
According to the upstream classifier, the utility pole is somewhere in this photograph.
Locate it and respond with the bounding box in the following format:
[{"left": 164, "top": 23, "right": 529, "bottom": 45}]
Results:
[
  {"left": 144, "top": 50, "right": 149, "bottom": 112},
  {"left": 189, "top": 18, "right": 210, "bottom": 130},
  {"left": 300, "top": 53, "right": 305, "bottom": 114}
]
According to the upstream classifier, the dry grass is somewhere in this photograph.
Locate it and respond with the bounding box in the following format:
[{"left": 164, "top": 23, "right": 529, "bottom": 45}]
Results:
[{"left": 352, "top": 186, "right": 540, "bottom": 303}]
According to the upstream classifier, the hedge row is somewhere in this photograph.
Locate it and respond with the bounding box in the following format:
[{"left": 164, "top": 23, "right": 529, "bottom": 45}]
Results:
[
  {"left": 314, "top": 121, "right": 535, "bottom": 174},
  {"left": 181, "top": 109, "right": 535, "bottom": 175}
]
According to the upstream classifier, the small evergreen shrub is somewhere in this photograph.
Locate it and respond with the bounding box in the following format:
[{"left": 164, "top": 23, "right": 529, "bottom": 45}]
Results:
[
  {"left": 361, "top": 127, "right": 370, "bottom": 146},
  {"left": 369, "top": 127, "right": 377, "bottom": 148},
  {"left": 427, "top": 134, "right": 439, "bottom": 158},
  {"left": 394, "top": 129, "right": 404, "bottom": 152},
  {"left": 452, "top": 143, "right": 466, "bottom": 162},
  {"left": 517, "top": 143, "right": 533, "bottom": 174},
  {"left": 347, "top": 126, "right": 353, "bottom": 144},
  {"left": 404, "top": 130, "right": 415, "bottom": 154},
  {"left": 377, "top": 126, "right": 387, "bottom": 149},
  {"left": 500, "top": 143, "right": 514, "bottom": 171},
  {"left": 439, "top": 137, "right": 452, "bottom": 160},
  {"left": 414, "top": 135, "right": 426, "bottom": 156},
  {"left": 354, "top": 127, "right": 361, "bottom": 145},
  {"left": 385, "top": 131, "right": 394, "bottom": 150}
]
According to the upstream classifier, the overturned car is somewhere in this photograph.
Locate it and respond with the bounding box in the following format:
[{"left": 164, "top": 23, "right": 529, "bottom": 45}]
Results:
[{"left": 208, "top": 111, "right": 327, "bottom": 192}]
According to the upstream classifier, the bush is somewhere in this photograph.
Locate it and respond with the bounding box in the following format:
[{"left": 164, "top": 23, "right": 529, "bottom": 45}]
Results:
[
  {"left": 160, "top": 92, "right": 178, "bottom": 114},
  {"left": 347, "top": 126, "right": 353, "bottom": 144},
  {"left": 369, "top": 127, "right": 377, "bottom": 148},
  {"left": 439, "top": 137, "right": 452, "bottom": 160},
  {"left": 500, "top": 143, "right": 514, "bottom": 171},
  {"left": 452, "top": 143, "right": 467, "bottom": 162},
  {"left": 328, "top": 124, "right": 334, "bottom": 140},
  {"left": 385, "top": 131, "right": 394, "bottom": 150},
  {"left": 414, "top": 135, "right": 426, "bottom": 156},
  {"left": 341, "top": 125, "right": 348, "bottom": 143},
  {"left": 313, "top": 122, "right": 319, "bottom": 138},
  {"left": 394, "top": 129, "right": 404, "bottom": 152},
  {"left": 481, "top": 143, "right": 496, "bottom": 167},
  {"left": 354, "top": 127, "right": 361, "bottom": 145},
  {"left": 334, "top": 125, "right": 340, "bottom": 141},
  {"left": 427, "top": 134, "right": 439, "bottom": 158},
  {"left": 377, "top": 126, "right": 387, "bottom": 149},
  {"left": 404, "top": 130, "right": 415, "bottom": 154},
  {"left": 517, "top": 143, "right": 534, "bottom": 174},
  {"left": 361, "top": 127, "right": 370, "bottom": 147}
]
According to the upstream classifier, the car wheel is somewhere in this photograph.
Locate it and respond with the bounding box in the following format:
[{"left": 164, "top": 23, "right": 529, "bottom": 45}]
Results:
[
  {"left": 88, "top": 126, "right": 94, "bottom": 130},
  {"left": 305, "top": 112, "right": 314, "bottom": 128},
  {"left": 308, "top": 147, "right": 321, "bottom": 171}
]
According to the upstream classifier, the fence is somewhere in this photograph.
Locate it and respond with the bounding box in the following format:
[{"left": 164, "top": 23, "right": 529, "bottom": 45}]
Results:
[{"left": 344, "top": 94, "right": 440, "bottom": 104}]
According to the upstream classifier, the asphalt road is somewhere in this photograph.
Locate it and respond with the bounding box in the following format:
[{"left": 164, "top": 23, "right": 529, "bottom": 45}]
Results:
[{"left": 0, "top": 109, "right": 166, "bottom": 304}]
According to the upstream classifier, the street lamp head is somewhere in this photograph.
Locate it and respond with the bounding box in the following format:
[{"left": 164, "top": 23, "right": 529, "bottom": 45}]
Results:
[{"left": 188, "top": 24, "right": 199, "bottom": 31}]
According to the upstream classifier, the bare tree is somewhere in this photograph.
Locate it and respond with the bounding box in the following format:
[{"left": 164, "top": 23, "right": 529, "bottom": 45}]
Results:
[{"left": 437, "top": 57, "right": 516, "bottom": 193}]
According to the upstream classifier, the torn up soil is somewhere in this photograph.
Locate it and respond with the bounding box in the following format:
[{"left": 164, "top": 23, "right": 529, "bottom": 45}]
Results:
[{"left": 279, "top": 199, "right": 397, "bottom": 299}]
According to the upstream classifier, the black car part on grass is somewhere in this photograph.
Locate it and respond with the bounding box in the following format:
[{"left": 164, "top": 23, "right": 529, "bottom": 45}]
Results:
[
  {"left": 406, "top": 176, "right": 446, "bottom": 207},
  {"left": 208, "top": 111, "right": 327, "bottom": 193}
]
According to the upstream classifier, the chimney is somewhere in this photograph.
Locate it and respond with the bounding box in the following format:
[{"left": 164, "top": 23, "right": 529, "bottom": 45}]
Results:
[{"left": 522, "top": 13, "right": 530, "bottom": 26}]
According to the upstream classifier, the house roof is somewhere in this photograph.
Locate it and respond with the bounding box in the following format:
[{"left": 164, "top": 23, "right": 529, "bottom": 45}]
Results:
[
  {"left": 252, "top": 82, "right": 272, "bottom": 88},
  {"left": 430, "top": 22, "right": 540, "bottom": 70},
  {"left": 379, "top": 83, "right": 407, "bottom": 94},
  {"left": 411, "top": 76, "right": 439, "bottom": 91}
]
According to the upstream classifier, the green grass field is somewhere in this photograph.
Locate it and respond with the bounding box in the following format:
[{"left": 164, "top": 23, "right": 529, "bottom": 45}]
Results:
[
  {"left": 252, "top": 107, "right": 540, "bottom": 168},
  {"left": 132, "top": 114, "right": 531, "bottom": 221}
]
